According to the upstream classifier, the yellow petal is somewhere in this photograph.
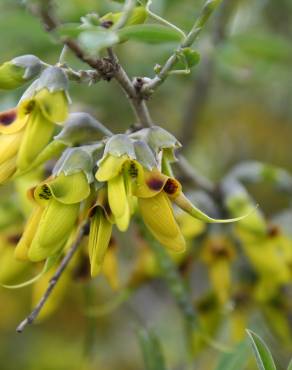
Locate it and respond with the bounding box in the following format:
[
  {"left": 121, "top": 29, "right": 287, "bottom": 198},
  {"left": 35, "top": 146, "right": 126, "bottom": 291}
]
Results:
[
  {"left": 115, "top": 202, "right": 130, "bottom": 231},
  {"left": 0, "top": 131, "right": 23, "bottom": 165},
  {"left": 89, "top": 209, "right": 113, "bottom": 277},
  {"left": 108, "top": 174, "right": 128, "bottom": 219},
  {"left": 96, "top": 154, "right": 128, "bottom": 182},
  {"left": 37, "top": 172, "right": 90, "bottom": 205},
  {"left": 35, "top": 89, "right": 68, "bottom": 124},
  {"left": 139, "top": 192, "right": 186, "bottom": 252},
  {"left": 102, "top": 247, "right": 119, "bottom": 290},
  {"left": 16, "top": 108, "right": 55, "bottom": 171},
  {"left": 134, "top": 167, "right": 169, "bottom": 198},
  {"left": 15, "top": 206, "right": 44, "bottom": 260},
  {"left": 0, "top": 156, "right": 17, "bottom": 184},
  {"left": 28, "top": 200, "right": 79, "bottom": 261}
]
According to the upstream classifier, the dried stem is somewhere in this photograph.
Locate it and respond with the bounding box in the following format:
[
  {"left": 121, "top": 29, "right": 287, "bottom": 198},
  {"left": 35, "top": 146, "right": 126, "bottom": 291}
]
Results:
[{"left": 16, "top": 223, "right": 88, "bottom": 333}]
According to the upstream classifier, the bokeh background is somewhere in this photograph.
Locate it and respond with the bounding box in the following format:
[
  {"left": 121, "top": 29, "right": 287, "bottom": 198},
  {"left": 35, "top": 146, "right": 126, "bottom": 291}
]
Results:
[{"left": 0, "top": 0, "right": 292, "bottom": 369}]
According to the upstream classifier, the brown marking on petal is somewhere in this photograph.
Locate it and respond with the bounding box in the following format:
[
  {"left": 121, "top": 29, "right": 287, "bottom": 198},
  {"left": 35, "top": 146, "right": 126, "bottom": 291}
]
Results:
[
  {"left": 163, "top": 178, "right": 179, "bottom": 195},
  {"left": 209, "top": 242, "right": 231, "bottom": 259},
  {"left": 267, "top": 224, "right": 281, "bottom": 238},
  {"left": 146, "top": 177, "right": 164, "bottom": 191},
  {"left": 108, "top": 236, "right": 118, "bottom": 249},
  {"left": 6, "top": 233, "right": 22, "bottom": 245},
  {"left": 104, "top": 199, "right": 112, "bottom": 217},
  {"left": 39, "top": 184, "right": 52, "bottom": 200},
  {"left": 128, "top": 161, "right": 139, "bottom": 178},
  {"left": 24, "top": 100, "right": 35, "bottom": 115},
  {"left": 72, "top": 254, "right": 90, "bottom": 281},
  {"left": 101, "top": 20, "right": 114, "bottom": 28},
  {"left": 0, "top": 108, "right": 17, "bottom": 126}
]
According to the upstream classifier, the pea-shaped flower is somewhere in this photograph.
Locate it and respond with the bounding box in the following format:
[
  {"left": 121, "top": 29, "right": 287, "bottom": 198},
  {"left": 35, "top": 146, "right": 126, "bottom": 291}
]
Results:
[
  {"left": 0, "top": 66, "right": 69, "bottom": 183},
  {"left": 15, "top": 171, "right": 90, "bottom": 262}
]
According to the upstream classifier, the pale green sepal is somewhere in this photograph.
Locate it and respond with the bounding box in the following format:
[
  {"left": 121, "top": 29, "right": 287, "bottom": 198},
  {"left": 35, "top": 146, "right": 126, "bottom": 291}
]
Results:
[
  {"left": 54, "top": 112, "right": 112, "bottom": 145},
  {"left": 131, "top": 126, "right": 181, "bottom": 153},
  {"left": 36, "top": 66, "right": 69, "bottom": 93},
  {"left": 133, "top": 140, "right": 157, "bottom": 170},
  {"left": 53, "top": 146, "right": 101, "bottom": 183},
  {"left": 1, "top": 253, "right": 60, "bottom": 289},
  {"left": 147, "top": 126, "right": 181, "bottom": 152},
  {"left": 101, "top": 134, "right": 136, "bottom": 163},
  {"left": 12, "top": 55, "right": 42, "bottom": 80}
]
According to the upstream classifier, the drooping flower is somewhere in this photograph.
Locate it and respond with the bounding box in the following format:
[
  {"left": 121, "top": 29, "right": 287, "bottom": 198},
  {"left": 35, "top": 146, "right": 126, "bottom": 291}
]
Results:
[
  {"left": 92, "top": 132, "right": 249, "bottom": 274},
  {"left": 15, "top": 171, "right": 90, "bottom": 262},
  {"left": 0, "top": 66, "right": 69, "bottom": 183}
]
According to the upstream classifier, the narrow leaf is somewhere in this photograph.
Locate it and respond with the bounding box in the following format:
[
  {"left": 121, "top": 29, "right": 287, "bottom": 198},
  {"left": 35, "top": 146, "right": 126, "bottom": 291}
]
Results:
[
  {"left": 118, "top": 24, "right": 183, "bottom": 44},
  {"left": 246, "top": 330, "right": 277, "bottom": 370}
]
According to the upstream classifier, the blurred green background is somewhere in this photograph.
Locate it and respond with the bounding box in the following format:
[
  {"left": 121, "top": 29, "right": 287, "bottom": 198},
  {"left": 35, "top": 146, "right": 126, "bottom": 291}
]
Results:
[{"left": 1, "top": 0, "right": 292, "bottom": 369}]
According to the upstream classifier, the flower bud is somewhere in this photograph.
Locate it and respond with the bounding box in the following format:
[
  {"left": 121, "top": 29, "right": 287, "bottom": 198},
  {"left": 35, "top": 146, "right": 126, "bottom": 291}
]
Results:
[{"left": 0, "top": 55, "right": 42, "bottom": 90}]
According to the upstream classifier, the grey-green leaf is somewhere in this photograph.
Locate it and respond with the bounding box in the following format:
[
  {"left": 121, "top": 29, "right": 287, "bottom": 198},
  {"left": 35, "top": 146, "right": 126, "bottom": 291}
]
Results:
[
  {"left": 137, "top": 327, "right": 167, "bottom": 370},
  {"left": 78, "top": 28, "right": 119, "bottom": 54},
  {"left": 246, "top": 330, "right": 277, "bottom": 370},
  {"left": 118, "top": 24, "right": 183, "bottom": 44}
]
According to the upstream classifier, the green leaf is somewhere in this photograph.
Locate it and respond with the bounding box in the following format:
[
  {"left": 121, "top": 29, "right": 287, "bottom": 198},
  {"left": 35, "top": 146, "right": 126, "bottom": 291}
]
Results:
[
  {"left": 78, "top": 28, "right": 119, "bottom": 54},
  {"left": 246, "top": 330, "right": 277, "bottom": 370},
  {"left": 118, "top": 24, "right": 183, "bottom": 44},
  {"left": 215, "top": 341, "right": 249, "bottom": 370},
  {"left": 181, "top": 48, "right": 200, "bottom": 68},
  {"left": 137, "top": 327, "right": 167, "bottom": 370},
  {"left": 287, "top": 359, "right": 292, "bottom": 370}
]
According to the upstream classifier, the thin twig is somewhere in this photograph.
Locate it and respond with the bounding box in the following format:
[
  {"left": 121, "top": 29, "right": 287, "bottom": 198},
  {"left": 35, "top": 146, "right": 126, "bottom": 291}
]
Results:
[
  {"left": 112, "top": 0, "right": 136, "bottom": 31},
  {"left": 16, "top": 223, "right": 88, "bottom": 333},
  {"left": 141, "top": 0, "right": 223, "bottom": 95},
  {"left": 107, "top": 48, "right": 153, "bottom": 127}
]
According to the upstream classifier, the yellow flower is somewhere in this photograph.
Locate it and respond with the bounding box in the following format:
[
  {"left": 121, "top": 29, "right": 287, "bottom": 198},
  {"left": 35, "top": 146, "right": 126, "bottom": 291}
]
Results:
[
  {"left": 0, "top": 68, "right": 69, "bottom": 183},
  {"left": 15, "top": 171, "right": 90, "bottom": 262},
  {"left": 96, "top": 154, "right": 135, "bottom": 231},
  {"left": 87, "top": 187, "right": 114, "bottom": 277}
]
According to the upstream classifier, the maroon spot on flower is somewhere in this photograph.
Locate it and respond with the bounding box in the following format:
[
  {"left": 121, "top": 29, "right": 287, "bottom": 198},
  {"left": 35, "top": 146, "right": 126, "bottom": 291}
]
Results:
[
  {"left": 146, "top": 177, "right": 164, "bottom": 191},
  {"left": 24, "top": 101, "right": 35, "bottom": 115},
  {"left": 72, "top": 255, "right": 90, "bottom": 281},
  {"left": 128, "top": 162, "right": 139, "bottom": 178},
  {"left": 164, "top": 178, "right": 179, "bottom": 195},
  {"left": 0, "top": 108, "right": 17, "bottom": 126},
  {"left": 267, "top": 224, "right": 281, "bottom": 238},
  {"left": 101, "top": 20, "right": 114, "bottom": 28},
  {"left": 6, "top": 233, "right": 22, "bottom": 245},
  {"left": 208, "top": 241, "right": 231, "bottom": 259}
]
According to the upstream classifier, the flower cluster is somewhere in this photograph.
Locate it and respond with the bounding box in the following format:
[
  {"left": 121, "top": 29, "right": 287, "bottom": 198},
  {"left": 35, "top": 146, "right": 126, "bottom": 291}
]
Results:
[
  {"left": 14, "top": 123, "right": 246, "bottom": 278},
  {"left": 0, "top": 55, "right": 248, "bottom": 285}
]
